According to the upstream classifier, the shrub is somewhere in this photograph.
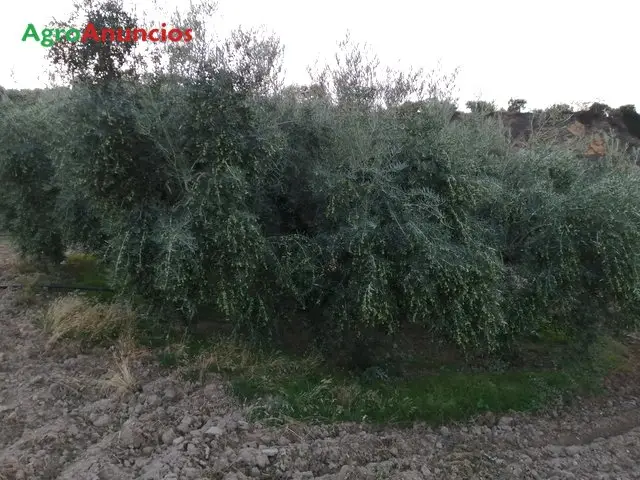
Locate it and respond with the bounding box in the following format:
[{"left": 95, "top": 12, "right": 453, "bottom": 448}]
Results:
[
  {"left": 507, "top": 98, "right": 527, "bottom": 113},
  {"left": 481, "top": 145, "right": 640, "bottom": 345},
  {"left": 47, "top": 71, "right": 273, "bottom": 333},
  {"left": 466, "top": 100, "right": 496, "bottom": 114},
  {"left": 0, "top": 93, "right": 65, "bottom": 263}
]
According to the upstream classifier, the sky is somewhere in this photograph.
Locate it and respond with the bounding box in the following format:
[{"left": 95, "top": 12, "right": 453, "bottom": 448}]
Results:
[{"left": 2, "top": 0, "right": 638, "bottom": 111}]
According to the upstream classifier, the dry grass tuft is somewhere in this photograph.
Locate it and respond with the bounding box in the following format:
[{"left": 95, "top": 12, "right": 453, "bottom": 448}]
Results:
[
  {"left": 40, "top": 292, "right": 146, "bottom": 397},
  {"left": 43, "top": 294, "right": 135, "bottom": 346},
  {"left": 102, "top": 332, "right": 146, "bottom": 397}
]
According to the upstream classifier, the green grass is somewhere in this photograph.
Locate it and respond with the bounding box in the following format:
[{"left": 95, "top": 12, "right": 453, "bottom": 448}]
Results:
[
  {"left": 7, "top": 249, "right": 115, "bottom": 302},
  {"left": 61, "top": 252, "right": 110, "bottom": 287},
  {"left": 231, "top": 360, "right": 601, "bottom": 426},
  {"left": 55, "top": 252, "right": 115, "bottom": 301},
  {"left": 162, "top": 331, "right": 629, "bottom": 427}
]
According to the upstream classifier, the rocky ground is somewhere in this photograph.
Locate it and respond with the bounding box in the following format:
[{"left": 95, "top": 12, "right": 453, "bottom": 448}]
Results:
[{"left": 1, "top": 243, "right": 640, "bottom": 480}]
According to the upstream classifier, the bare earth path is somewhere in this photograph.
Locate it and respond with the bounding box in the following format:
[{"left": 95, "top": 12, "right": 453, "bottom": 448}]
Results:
[{"left": 1, "top": 243, "right": 640, "bottom": 480}]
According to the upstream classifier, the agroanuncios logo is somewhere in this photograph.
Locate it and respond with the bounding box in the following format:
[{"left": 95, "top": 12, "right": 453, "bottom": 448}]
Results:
[{"left": 22, "top": 22, "right": 193, "bottom": 47}]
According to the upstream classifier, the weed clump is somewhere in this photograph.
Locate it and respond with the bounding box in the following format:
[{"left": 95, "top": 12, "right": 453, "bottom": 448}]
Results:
[{"left": 43, "top": 294, "right": 134, "bottom": 346}]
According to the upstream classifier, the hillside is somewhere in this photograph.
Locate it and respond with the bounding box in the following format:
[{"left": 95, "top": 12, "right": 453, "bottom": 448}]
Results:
[{"left": 484, "top": 103, "right": 640, "bottom": 157}]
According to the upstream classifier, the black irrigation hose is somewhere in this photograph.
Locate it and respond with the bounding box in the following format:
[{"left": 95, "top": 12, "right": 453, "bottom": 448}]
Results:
[{"left": 0, "top": 283, "right": 115, "bottom": 292}]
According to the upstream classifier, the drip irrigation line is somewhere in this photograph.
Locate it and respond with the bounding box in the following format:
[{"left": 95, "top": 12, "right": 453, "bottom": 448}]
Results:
[{"left": 0, "top": 283, "right": 114, "bottom": 292}]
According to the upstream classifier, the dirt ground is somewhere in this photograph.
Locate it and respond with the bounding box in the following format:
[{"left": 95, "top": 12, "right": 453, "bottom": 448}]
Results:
[{"left": 1, "top": 242, "right": 640, "bottom": 480}]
